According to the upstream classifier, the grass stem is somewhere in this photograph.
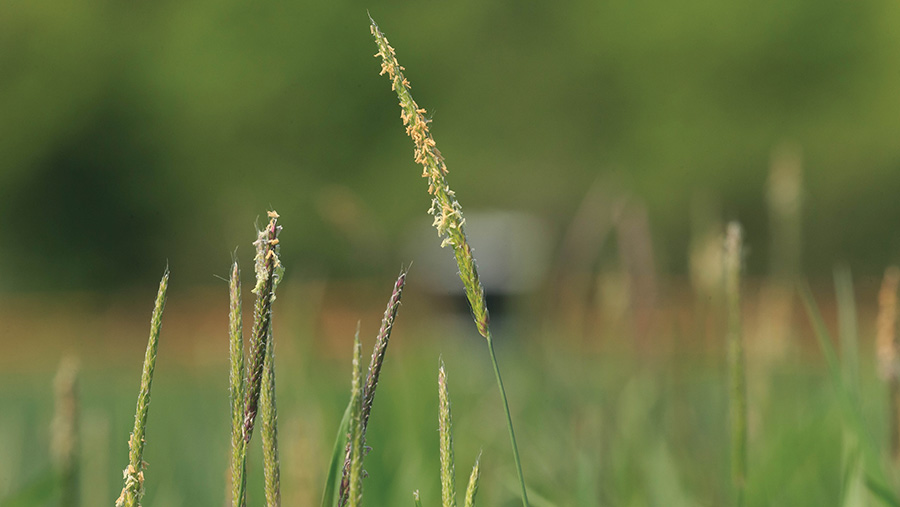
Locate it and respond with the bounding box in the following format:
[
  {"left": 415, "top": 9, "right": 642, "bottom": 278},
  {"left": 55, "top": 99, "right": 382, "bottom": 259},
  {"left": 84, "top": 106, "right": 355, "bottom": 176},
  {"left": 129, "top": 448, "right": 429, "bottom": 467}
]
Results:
[{"left": 724, "top": 223, "right": 746, "bottom": 505}]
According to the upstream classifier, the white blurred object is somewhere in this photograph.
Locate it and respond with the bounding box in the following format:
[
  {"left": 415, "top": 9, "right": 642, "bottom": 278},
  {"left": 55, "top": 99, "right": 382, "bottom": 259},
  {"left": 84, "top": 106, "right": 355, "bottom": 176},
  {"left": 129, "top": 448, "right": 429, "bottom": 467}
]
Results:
[{"left": 403, "top": 210, "right": 554, "bottom": 296}]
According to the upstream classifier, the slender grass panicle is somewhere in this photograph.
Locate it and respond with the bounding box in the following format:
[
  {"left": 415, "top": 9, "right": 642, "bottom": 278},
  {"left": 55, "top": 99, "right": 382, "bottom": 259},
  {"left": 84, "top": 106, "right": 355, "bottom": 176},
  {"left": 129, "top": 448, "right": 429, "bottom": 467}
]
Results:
[
  {"left": 230, "top": 211, "right": 284, "bottom": 507},
  {"left": 723, "top": 222, "right": 747, "bottom": 502},
  {"left": 229, "top": 261, "right": 248, "bottom": 507},
  {"left": 242, "top": 211, "right": 282, "bottom": 445},
  {"left": 464, "top": 453, "right": 481, "bottom": 507},
  {"left": 337, "top": 269, "right": 408, "bottom": 506},
  {"left": 364, "top": 268, "right": 408, "bottom": 430},
  {"left": 52, "top": 357, "right": 79, "bottom": 507},
  {"left": 370, "top": 17, "right": 528, "bottom": 506},
  {"left": 369, "top": 18, "right": 488, "bottom": 339},
  {"left": 414, "top": 490, "right": 423, "bottom": 507},
  {"left": 261, "top": 328, "right": 281, "bottom": 507},
  {"left": 438, "top": 362, "right": 458, "bottom": 507},
  {"left": 116, "top": 268, "right": 169, "bottom": 507},
  {"left": 347, "top": 333, "right": 365, "bottom": 507}
]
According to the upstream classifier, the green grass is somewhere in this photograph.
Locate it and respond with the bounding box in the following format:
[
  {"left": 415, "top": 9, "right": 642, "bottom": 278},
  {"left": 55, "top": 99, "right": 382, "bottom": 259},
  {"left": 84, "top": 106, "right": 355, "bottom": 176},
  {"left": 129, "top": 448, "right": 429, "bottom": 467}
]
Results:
[{"left": 2, "top": 326, "right": 896, "bottom": 506}]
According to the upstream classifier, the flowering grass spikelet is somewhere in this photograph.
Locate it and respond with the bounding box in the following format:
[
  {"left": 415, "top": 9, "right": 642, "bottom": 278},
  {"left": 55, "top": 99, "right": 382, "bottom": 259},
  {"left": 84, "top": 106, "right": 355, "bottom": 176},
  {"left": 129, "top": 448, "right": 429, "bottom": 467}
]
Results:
[
  {"left": 338, "top": 269, "right": 408, "bottom": 505},
  {"left": 228, "top": 260, "right": 248, "bottom": 507},
  {"left": 370, "top": 17, "right": 529, "bottom": 506},
  {"left": 347, "top": 333, "right": 365, "bottom": 507},
  {"left": 369, "top": 17, "right": 489, "bottom": 339},
  {"left": 464, "top": 453, "right": 482, "bottom": 507},
  {"left": 243, "top": 211, "right": 282, "bottom": 444},
  {"left": 438, "top": 362, "right": 458, "bottom": 507},
  {"left": 116, "top": 268, "right": 169, "bottom": 507}
]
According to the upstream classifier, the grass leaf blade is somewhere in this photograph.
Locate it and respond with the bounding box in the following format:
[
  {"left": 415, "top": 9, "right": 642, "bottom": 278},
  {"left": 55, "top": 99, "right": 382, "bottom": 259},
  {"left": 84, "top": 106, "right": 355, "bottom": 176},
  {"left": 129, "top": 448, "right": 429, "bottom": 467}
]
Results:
[{"left": 321, "top": 401, "right": 352, "bottom": 507}]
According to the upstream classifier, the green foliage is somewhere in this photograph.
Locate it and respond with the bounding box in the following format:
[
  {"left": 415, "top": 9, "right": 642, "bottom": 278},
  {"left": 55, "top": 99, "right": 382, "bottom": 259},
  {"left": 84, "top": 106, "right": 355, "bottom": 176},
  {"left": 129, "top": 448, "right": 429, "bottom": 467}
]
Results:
[
  {"left": 801, "top": 282, "right": 899, "bottom": 506},
  {"left": 4, "top": 0, "right": 900, "bottom": 290}
]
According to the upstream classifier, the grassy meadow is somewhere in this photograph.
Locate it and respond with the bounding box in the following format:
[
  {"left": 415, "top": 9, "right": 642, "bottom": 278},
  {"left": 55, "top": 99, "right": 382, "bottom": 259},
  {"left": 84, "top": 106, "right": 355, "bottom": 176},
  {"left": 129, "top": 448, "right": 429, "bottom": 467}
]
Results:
[{"left": 0, "top": 269, "right": 895, "bottom": 506}]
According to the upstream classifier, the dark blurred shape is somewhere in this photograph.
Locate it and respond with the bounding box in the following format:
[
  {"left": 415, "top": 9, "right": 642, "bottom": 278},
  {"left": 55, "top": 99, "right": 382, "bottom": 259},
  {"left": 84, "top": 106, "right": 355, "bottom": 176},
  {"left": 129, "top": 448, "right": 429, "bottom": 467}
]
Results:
[{"left": 0, "top": 103, "right": 171, "bottom": 291}]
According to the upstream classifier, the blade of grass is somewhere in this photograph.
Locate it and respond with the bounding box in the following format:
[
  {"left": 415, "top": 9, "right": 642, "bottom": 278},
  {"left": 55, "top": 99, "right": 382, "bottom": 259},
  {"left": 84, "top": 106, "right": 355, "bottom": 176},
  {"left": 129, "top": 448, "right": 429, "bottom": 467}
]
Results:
[
  {"left": 865, "top": 477, "right": 900, "bottom": 507},
  {"left": 115, "top": 268, "right": 169, "bottom": 507},
  {"left": 835, "top": 266, "right": 860, "bottom": 400},
  {"left": 51, "top": 357, "right": 79, "bottom": 507},
  {"left": 800, "top": 283, "right": 899, "bottom": 506},
  {"left": 369, "top": 17, "right": 529, "bottom": 506},
  {"left": 414, "top": 490, "right": 424, "bottom": 507},
  {"left": 834, "top": 266, "right": 865, "bottom": 507},
  {"left": 0, "top": 468, "right": 58, "bottom": 507},
  {"left": 321, "top": 402, "right": 352, "bottom": 507}
]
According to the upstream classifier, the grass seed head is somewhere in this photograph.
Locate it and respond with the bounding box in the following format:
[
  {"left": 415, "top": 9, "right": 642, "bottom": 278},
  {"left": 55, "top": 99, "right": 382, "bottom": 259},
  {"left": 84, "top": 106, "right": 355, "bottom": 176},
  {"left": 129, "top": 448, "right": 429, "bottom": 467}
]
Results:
[{"left": 438, "top": 362, "right": 458, "bottom": 507}]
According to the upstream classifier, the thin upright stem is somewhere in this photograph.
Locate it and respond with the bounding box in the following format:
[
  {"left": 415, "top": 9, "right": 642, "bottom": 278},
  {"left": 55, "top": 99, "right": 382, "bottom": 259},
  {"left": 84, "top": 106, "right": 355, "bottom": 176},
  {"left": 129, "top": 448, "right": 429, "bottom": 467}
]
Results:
[{"left": 485, "top": 333, "right": 529, "bottom": 507}]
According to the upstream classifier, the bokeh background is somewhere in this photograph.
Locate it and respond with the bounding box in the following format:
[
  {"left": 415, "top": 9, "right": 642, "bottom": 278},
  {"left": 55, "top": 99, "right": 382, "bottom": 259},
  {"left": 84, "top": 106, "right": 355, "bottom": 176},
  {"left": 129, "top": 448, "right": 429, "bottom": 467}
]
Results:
[{"left": 3, "top": 0, "right": 900, "bottom": 505}]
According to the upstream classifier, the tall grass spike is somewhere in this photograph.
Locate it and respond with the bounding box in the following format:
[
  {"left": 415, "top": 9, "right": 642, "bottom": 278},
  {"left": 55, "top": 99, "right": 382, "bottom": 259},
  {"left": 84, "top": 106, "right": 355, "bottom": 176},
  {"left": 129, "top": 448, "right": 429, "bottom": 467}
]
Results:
[
  {"left": 724, "top": 222, "right": 747, "bottom": 502},
  {"left": 464, "top": 453, "right": 481, "bottom": 507},
  {"left": 242, "top": 211, "right": 281, "bottom": 444},
  {"left": 347, "top": 332, "right": 365, "bottom": 507},
  {"left": 438, "top": 362, "right": 458, "bottom": 507},
  {"left": 370, "top": 17, "right": 529, "bottom": 506},
  {"left": 116, "top": 268, "right": 169, "bottom": 507},
  {"left": 229, "top": 261, "right": 248, "bottom": 507},
  {"left": 338, "top": 270, "right": 408, "bottom": 505},
  {"left": 261, "top": 326, "right": 281, "bottom": 506}
]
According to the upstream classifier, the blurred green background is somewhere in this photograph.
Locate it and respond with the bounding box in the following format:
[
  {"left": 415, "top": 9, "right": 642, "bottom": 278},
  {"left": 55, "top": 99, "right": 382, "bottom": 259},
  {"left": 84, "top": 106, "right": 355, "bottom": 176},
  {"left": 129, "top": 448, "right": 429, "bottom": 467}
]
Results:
[
  {"left": 3, "top": 0, "right": 900, "bottom": 290},
  {"left": 4, "top": 0, "right": 900, "bottom": 505}
]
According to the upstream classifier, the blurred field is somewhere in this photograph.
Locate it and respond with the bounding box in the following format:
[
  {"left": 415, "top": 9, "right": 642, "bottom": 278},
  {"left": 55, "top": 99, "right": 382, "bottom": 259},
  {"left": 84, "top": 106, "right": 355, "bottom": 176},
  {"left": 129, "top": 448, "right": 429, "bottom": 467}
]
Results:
[{"left": 0, "top": 270, "right": 895, "bottom": 506}]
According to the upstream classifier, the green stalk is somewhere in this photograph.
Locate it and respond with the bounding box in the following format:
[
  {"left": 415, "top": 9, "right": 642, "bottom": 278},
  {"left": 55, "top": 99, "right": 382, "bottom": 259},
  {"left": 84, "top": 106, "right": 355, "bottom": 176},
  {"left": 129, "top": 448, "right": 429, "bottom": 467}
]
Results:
[
  {"left": 52, "top": 357, "right": 79, "bottom": 507},
  {"left": 369, "top": 18, "right": 529, "bottom": 507},
  {"left": 723, "top": 223, "right": 746, "bottom": 505},
  {"left": 485, "top": 335, "right": 527, "bottom": 504},
  {"left": 116, "top": 268, "right": 169, "bottom": 507}
]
